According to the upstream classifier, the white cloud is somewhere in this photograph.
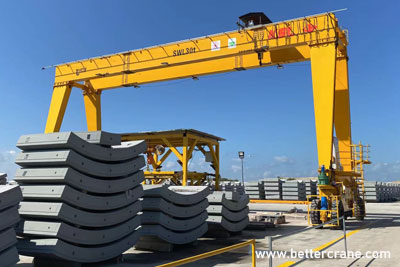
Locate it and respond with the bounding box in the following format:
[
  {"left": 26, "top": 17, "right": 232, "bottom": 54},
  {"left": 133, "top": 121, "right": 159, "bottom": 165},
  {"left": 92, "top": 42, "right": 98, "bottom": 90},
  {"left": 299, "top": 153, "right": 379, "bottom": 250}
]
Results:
[
  {"left": 231, "top": 164, "right": 241, "bottom": 173},
  {"left": 273, "top": 155, "right": 294, "bottom": 164},
  {"left": 263, "top": 170, "right": 272, "bottom": 177}
]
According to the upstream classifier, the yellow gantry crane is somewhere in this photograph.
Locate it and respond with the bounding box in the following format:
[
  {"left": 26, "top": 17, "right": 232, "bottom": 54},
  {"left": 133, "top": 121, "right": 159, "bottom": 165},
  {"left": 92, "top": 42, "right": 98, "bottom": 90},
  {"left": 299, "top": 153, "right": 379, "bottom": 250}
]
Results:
[{"left": 43, "top": 11, "right": 368, "bottom": 226}]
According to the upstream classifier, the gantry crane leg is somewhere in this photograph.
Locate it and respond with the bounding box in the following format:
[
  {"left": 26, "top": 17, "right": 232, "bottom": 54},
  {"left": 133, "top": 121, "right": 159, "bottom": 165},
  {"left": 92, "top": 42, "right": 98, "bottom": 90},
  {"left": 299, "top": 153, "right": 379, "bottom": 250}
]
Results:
[
  {"left": 310, "top": 42, "right": 337, "bottom": 169},
  {"left": 83, "top": 87, "right": 102, "bottom": 131},
  {"left": 334, "top": 56, "right": 352, "bottom": 171},
  {"left": 45, "top": 84, "right": 72, "bottom": 133}
]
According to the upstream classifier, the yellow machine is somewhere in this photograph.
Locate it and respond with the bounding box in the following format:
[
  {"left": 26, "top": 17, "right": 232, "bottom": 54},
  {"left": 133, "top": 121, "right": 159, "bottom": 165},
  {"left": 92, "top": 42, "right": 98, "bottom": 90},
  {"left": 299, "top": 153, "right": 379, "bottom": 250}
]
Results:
[
  {"left": 43, "top": 11, "right": 370, "bottom": 227},
  {"left": 121, "top": 129, "right": 225, "bottom": 189}
]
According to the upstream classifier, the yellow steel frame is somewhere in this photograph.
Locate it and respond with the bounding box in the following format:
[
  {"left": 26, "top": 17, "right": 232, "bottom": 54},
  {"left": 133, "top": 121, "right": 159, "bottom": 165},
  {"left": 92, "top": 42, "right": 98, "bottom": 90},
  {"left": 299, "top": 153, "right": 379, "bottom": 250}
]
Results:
[
  {"left": 250, "top": 199, "right": 309, "bottom": 204},
  {"left": 43, "top": 12, "right": 362, "bottom": 196},
  {"left": 121, "top": 130, "right": 224, "bottom": 189},
  {"left": 156, "top": 239, "right": 256, "bottom": 267}
]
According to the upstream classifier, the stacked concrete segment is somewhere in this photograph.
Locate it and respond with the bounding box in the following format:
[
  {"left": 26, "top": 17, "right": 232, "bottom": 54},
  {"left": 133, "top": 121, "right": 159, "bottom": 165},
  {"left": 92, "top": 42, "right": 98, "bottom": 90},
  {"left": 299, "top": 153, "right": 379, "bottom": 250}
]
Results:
[
  {"left": 282, "top": 181, "right": 306, "bottom": 201},
  {"left": 244, "top": 181, "right": 264, "bottom": 199},
  {"left": 305, "top": 180, "right": 317, "bottom": 199},
  {"left": 261, "top": 178, "right": 282, "bottom": 200},
  {"left": 0, "top": 185, "right": 23, "bottom": 266},
  {"left": 218, "top": 182, "right": 245, "bottom": 195},
  {"left": 364, "top": 181, "right": 400, "bottom": 202},
  {"left": 140, "top": 185, "right": 210, "bottom": 245},
  {"left": 0, "top": 173, "right": 7, "bottom": 185},
  {"left": 14, "top": 132, "right": 146, "bottom": 263},
  {"left": 206, "top": 191, "right": 249, "bottom": 233}
]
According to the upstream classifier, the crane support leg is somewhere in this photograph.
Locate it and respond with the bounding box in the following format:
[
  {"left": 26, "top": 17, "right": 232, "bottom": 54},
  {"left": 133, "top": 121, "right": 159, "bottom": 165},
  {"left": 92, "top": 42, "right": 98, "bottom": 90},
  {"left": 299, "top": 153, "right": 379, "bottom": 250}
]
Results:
[
  {"left": 83, "top": 89, "right": 102, "bottom": 131},
  {"left": 45, "top": 84, "right": 72, "bottom": 133},
  {"left": 310, "top": 43, "right": 337, "bottom": 168},
  {"left": 182, "top": 136, "right": 188, "bottom": 186},
  {"left": 334, "top": 57, "right": 352, "bottom": 171}
]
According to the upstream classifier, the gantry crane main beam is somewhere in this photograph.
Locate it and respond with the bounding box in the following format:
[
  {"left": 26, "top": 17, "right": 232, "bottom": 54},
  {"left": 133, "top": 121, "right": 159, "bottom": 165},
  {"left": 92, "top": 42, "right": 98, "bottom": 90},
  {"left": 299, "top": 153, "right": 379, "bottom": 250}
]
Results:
[{"left": 45, "top": 12, "right": 350, "bottom": 173}]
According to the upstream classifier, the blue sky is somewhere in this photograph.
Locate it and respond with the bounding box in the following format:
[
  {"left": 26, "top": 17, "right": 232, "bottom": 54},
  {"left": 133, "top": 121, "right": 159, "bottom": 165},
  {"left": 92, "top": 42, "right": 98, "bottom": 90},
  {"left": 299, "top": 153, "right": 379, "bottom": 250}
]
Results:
[{"left": 0, "top": 1, "right": 399, "bottom": 181}]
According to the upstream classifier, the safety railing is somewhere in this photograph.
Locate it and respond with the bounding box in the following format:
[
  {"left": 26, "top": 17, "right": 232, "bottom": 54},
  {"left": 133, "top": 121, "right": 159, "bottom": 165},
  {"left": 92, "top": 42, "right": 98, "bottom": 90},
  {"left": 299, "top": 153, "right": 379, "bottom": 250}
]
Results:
[
  {"left": 267, "top": 215, "right": 347, "bottom": 267},
  {"left": 156, "top": 239, "right": 256, "bottom": 267}
]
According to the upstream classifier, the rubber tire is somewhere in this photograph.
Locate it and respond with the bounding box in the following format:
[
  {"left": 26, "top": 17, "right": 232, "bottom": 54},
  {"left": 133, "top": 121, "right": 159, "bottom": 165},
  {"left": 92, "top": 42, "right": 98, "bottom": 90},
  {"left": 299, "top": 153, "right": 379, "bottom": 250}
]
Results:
[
  {"left": 310, "top": 199, "right": 322, "bottom": 225},
  {"left": 354, "top": 196, "right": 366, "bottom": 221},
  {"left": 331, "top": 199, "right": 344, "bottom": 229}
]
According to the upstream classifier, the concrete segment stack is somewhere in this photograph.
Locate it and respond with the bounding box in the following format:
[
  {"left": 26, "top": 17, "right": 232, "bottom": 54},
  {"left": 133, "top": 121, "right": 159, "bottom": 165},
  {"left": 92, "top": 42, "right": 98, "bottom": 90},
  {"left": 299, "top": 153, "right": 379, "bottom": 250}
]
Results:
[
  {"left": 261, "top": 178, "right": 282, "bottom": 200},
  {"left": 364, "top": 181, "right": 400, "bottom": 202},
  {"left": 305, "top": 180, "right": 317, "bottom": 199},
  {"left": 282, "top": 181, "right": 306, "bottom": 201},
  {"left": 139, "top": 185, "right": 209, "bottom": 248},
  {"left": 206, "top": 191, "right": 249, "bottom": 233},
  {"left": 218, "top": 182, "right": 245, "bottom": 195},
  {"left": 0, "top": 173, "right": 7, "bottom": 185},
  {"left": 244, "top": 181, "right": 264, "bottom": 199},
  {"left": 14, "top": 131, "right": 146, "bottom": 263},
  {"left": 0, "top": 184, "right": 23, "bottom": 266}
]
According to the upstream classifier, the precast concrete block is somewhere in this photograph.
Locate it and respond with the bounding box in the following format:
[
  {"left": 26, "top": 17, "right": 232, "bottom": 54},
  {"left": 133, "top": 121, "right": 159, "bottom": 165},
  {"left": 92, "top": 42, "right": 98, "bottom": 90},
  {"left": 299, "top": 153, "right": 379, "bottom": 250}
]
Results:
[
  {"left": 20, "top": 184, "right": 143, "bottom": 211},
  {"left": 260, "top": 178, "right": 281, "bottom": 182},
  {"left": 0, "top": 206, "right": 20, "bottom": 231},
  {"left": 141, "top": 198, "right": 208, "bottom": 218},
  {"left": 207, "top": 215, "right": 249, "bottom": 232},
  {"left": 16, "top": 216, "right": 140, "bottom": 245},
  {"left": 0, "top": 185, "right": 22, "bottom": 211},
  {"left": 17, "top": 229, "right": 141, "bottom": 263},
  {"left": 0, "top": 228, "right": 17, "bottom": 253},
  {"left": 19, "top": 201, "right": 141, "bottom": 227},
  {"left": 141, "top": 210, "right": 208, "bottom": 232},
  {"left": 14, "top": 168, "right": 144, "bottom": 194},
  {"left": 264, "top": 186, "right": 281, "bottom": 191},
  {"left": 207, "top": 206, "right": 249, "bottom": 222},
  {"left": 73, "top": 131, "right": 121, "bottom": 146},
  {"left": 141, "top": 222, "right": 208, "bottom": 245},
  {"left": 15, "top": 150, "right": 145, "bottom": 178},
  {"left": 143, "top": 185, "right": 210, "bottom": 205},
  {"left": 17, "top": 133, "right": 146, "bottom": 162},
  {"left": 0, "top": 246, "right": 19, "bottom": 267},
  {"left": 207, "top": 191, "right": 240, "bottom": 202},
  {"left": 207, "top": 193, "right": 249, "bottom": 211}
]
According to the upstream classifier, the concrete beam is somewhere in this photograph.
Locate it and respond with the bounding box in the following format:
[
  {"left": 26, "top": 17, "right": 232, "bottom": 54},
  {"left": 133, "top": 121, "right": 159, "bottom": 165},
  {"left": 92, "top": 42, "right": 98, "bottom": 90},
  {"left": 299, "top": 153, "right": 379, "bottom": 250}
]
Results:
[
  {"left": 141, "top": 222, "right": 208, "bottom": 245},
  {"left": 0, "top": 228, "right": 17, "bottom": 253},
  {"left": 16, "top": 216, "right": 140, "bottom": 245},
  {"left": 141, "top": 210, "right": 208, "bottom": 232},
  {"left": 15, "top": 150, "right": 145, "bottom": 178},
  {"left": 17, "top": 229, "right": 141, "bottom": 263},
  {"left": 17, "top": 132, "right": 146, "bottom": 162},
  {"left": 0, "top": 185, "right": 22, "bottom": 211},
  {"left": 143, "top": 185, "right": 210, "bottom": 205},
  {"left": 19, "top": 201, "right": 141, "bottom": 227},
  {"left": 20, "top": 184, "right": 143, "bottom": 211},
  {"left": 0, "top": 206, "right": 20, "bottom": 232},
  {"left": 142, "top": 198, "right": 208, "bottom": 218},
  {"left": 206, "top": 205, "right": 249, "bottom": 222},
  {"left": 207, "top": 215, "right": 249, "bottom": 232},
  {"left": 14, "top": 168, "right": 144, "bottom": 194},
  {"left": 73, "top": 131, "right": 121, "bottom": 146}
]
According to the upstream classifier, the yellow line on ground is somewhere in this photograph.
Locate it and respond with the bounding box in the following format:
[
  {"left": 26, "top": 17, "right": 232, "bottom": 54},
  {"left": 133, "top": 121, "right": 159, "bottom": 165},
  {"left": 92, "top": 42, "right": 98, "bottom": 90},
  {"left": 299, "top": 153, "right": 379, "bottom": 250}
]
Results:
[
  {"left": 277, "top": 261, "right": 297, "bottom": 266},
  {"left": 277, "top": 220, "right": 375, "bottom": 267},
  {"left": 312, "top": 229, "right": 360, "bottom": 252}
]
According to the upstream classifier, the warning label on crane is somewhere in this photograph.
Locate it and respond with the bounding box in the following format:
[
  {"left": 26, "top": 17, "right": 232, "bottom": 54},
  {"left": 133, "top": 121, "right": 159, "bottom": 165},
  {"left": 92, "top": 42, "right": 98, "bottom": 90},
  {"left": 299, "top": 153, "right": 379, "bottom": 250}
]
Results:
[
  {"left": 228, "top": 38, "right": 236, "bottom": 49},
  {"left": 211, "top": 40, "right": 220, "bottom": 51}
]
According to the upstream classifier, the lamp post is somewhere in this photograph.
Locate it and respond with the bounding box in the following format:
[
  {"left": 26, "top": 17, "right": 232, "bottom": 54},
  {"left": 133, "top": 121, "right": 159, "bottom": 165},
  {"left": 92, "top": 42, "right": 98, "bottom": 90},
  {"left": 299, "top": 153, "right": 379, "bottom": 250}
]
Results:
[{"left": 238, "top": 151, "right": 245, "bottom": 185}]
